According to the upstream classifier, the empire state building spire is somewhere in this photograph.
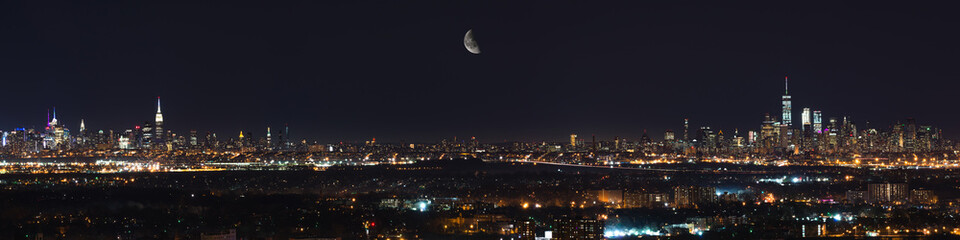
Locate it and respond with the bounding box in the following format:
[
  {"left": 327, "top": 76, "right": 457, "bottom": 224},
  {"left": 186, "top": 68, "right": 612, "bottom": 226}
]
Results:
[
  {"left": 155, "top": 97, "right": 164, "bottom": 146},
  {"left": 155, "top": 97, "right": 163, "bottom": 123}
]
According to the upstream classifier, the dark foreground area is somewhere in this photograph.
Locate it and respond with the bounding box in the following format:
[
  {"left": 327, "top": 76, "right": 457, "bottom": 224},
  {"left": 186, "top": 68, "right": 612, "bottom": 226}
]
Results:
[{"left": 2, "top": 159, "right": 960, "bottom": 239}]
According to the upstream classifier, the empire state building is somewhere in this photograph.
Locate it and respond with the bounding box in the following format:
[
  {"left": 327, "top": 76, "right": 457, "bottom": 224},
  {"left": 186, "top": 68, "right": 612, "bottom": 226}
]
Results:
[{"left": 155, "top": 97, "right": 164, "bottom": 145}]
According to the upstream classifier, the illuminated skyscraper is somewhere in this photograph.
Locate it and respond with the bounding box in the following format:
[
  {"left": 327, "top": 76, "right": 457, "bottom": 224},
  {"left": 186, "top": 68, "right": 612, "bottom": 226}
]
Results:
[
  {"left": 696, "top": 126, "right": 716, "bottom": 149},
  {"left": 189, "top": 130, "right": 198, "bottom": 147},
  {"left": 154, "top": 97, "right": 164, "bottom": 146},
  {"left": 50, "top": 108, "right": 58, "bottom": 126},
  {"left": 801, "top": 108, "right": 811, "bottom": 131},
  {"left": 79, "top": 119, "right": 87, "bottom": 145},
  {"left": 238, "top": 131, "right": 245, "bottom": 147},
  {"left": 904, "top": 118, "right": 917, "bottom": 151},
  {"left": 142, "top": 122, "right": 153, "bottom": 148},
  {"left": 812, "top": 110, "right": 822, "bottom": 133},
  {"left": 44, "top": 108, "right": 66, "bottom": 149},
  {"left": 569, "top": 134, "right": 577, "bottom": 147},
  {"left": 760, "top": 113, "right": 777, "bottom": 149},
  {"left": 781, "top": 76, "right": 792, "bottom": 127},
  {"left": 683, "top": 118, "right": 689, "bottom": 141},
  {"left": 266, "top": 127, "right": 272, "bottom": 147}
]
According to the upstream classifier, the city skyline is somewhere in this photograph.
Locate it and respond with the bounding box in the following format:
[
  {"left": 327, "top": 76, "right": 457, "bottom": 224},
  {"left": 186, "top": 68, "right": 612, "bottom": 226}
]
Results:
[
  {"left": 2, "top": 2, "right": 960, "bottom": 142},
  {"left": 7, "top": 79, "right": 950, "bottom": 144}
]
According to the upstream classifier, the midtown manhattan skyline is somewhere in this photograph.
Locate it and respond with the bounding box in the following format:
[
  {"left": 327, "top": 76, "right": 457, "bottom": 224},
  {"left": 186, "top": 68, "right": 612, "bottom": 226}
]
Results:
[{"left": 2, "top": 1, "right": 959, "bottom": 142}]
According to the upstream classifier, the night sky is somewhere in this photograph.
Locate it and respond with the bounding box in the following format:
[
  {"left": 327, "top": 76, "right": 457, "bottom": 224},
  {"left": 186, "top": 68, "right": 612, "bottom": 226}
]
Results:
[{"left": 2, "top": 1, "right": 960, "bottom": 143}]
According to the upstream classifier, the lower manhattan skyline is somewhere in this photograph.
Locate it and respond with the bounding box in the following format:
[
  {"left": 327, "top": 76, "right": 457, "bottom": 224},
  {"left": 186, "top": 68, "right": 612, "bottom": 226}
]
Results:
[
  {"left": 5, "top": 1, "right": 960, "bottom": 240},
  {"left": 3, "top": 1, "right": 960, "bottom": 142}
]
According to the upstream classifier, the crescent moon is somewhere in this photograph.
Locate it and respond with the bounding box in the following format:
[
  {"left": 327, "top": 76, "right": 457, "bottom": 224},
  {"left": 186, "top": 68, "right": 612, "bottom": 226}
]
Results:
[{"left": 464, "top": 29, "right": 481, "bottom": 54}]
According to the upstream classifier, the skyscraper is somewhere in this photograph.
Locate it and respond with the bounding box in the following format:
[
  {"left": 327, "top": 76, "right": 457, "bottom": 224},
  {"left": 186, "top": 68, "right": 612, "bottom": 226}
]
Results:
[
  {"left": 569, "top": 134, "right": 577, "bottom": 148},
  {"left": 683, "top": 118, "right": 689, "bottom": 141},
  {"left": 760, "top": 113, "right": 777, "bottom": 149},
  {"left": 284, "top": 124, "right": 290, "bottom": 148},
  {"left": 267, "top": 127, "right": 272, "bottom": 147},
  {"left": 781, "top": 76, "right": 792, "bottom": 127},
  {"left": 904, "top": 117, "right": 917, "bottom": 150},
  {"left": 79, "top": 119, "right": 87, "bottom": 145},
  {"left": 141, "top": 122, "right": 153, "bottom": 148},
  {"left": 801, "top": 108, "right": 811, "bottom": 131},
  {"left": 592, "top": 134, "right": 599, "bottom": 152},
  {"left": 812, "top": 110, "right": 822, "bottom": 133},
  {"left": 154, "top": 97, "right": 164, "bottom": 146},
  {"left": 189, "top": 130, "right": 198, "bottom": 147},
  {"left": 44, "top": 108, "right": 66, "bottom": 149}
]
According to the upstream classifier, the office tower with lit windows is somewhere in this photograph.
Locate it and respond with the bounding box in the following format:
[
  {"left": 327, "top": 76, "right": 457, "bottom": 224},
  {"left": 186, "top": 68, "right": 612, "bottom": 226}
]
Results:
[
  {"left": 696, "top": 126, "right": 716, "bottom": 150},
  {"left": 141, "top": 122, "right": 153, "bottom": 148},
  {"left": 801, "top": 108, "right": 811, "bottom": 132},
  {"left": 827, "top": 117, "right": 839, "bottom": 150},
  {"left": 904, "top": 118, "right": 917, "bottom": 151},
  {"left": 569, "top": 134, "right": 577, "bottom": 148},
  {"left": 733, "top": 129, "right": 743, "bottom": 147},
  {"left": 917, "top": 125, "right": 934, "bottom": 151},
  {"left": 664, "top": 129, "right": 675, "bottom": 142},
  {"left": 799, "top": 108, "right": 812, "bottom": 149},
  {"left": 812, "top": 110, "right": 822, "bottom": 133},
  {"left": 189, "top": 130, "right": 198, "bottom": 147},
  {"left": 781, "top": 76, "right": 792, "bottom": 127},
  {"left": 683, "top": 118, "right": 689, "bottom": 141},
  {"left": 760, "top": 113, "right": 777, "bottom": 149}
]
